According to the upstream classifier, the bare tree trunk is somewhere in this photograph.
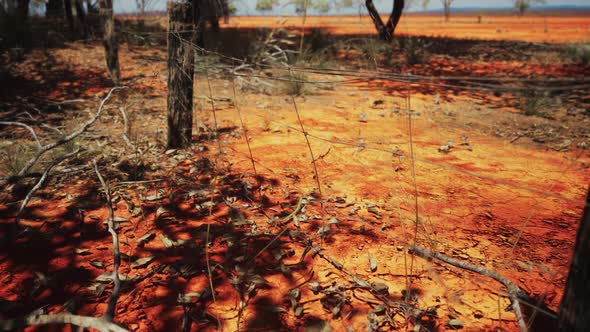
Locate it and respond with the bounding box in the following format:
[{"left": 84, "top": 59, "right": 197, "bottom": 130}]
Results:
[
  {"left": 16, "top": 0, "right": 29, "bottom": 21},
  {"left": 515, "top": 0, "right": 527, "bottom": 16},
  {"left": 74, "top": 0, "right": 87, "bottom": 37},
  {"left": 365, "top": 0, "right": 404, "bottom": 42},
  {"left": 46, "top": 0, "right": 64, "bottom": 17},
  {"left": 210, "top": 16, "right": 220, "bottom": 33},
  {"left": 221, "top": 0, "right": 230, "bottom": 24},
  {"left": 74, "top": 0, "right": 86, "bottom": 21},
  {"left": 86, "top": 0, "right": 98, "bottom": 14},
  {"left": 298, "top": 0, "right": 308, "bottom": 56},
  {"left": 1, "top": 0, "right": 15, "bottom": 15},
  {"left": 167, "top": 2, "right": 195, "bottom": 149},
  {"left": 559, "top": 187, "right": 590, "bottom": 330},
  {"left": 441, "top": 0, "right": 453, "bottom": 22},
  {"left": 0, "top": 0, "right": 32, "bottom": 46},
  {"left": 99, "top": 0, "right": 120, "bottom": 84},
  {"left": 64, "top": 0, "right": 75, "bottom": 31},
  {"left": 187, "top": 0, "right": 205, "bottom": 47},
  {"left": 138, "top": 0, "right": 146, "bottom": 16}
]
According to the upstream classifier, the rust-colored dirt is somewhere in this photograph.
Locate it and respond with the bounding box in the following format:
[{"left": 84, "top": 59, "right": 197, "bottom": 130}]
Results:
[
  {"left": 1, "top": 14, "right": 589, "bottom": 332},
  {"left": 227, "top": 15, "right": 590, "bottom": 43}
]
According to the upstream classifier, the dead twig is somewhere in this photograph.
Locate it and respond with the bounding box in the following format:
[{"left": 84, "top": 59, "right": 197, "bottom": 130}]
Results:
[
  {"left": 110, "top": 179, "right": 165, "bottom": 191},
  {"left": 205, "top": 222, "right": 216, "bottom": 302},
  {"left": 0, "top": 313, "right": 128, "bottom": 332},
  {"left": 290, "top": 95, "right": 326, "bottom": 246},
  {"left": 231, "top": 77, "right": 257, "bottom": 176},
  {"left": 15, "top": 87, "right": 123, "bottom": 179},
  {"left": 408, "top": 245, "right": 529, "bottom": 332},
  {"left": 0, "top": 121, "right": 42, "bottom": 148},
  {"left": 251, "top": 226, "right": 290, "bottom": 263},
  {"left": 204, "top": 67, "right": 223, "bottom": 154},
  {"left": 117, "top": 106, "right": 134, "bottom": 149},
  {"left": 93, "top": 160, "right": 122, "bottom": 322},
  {"left": 406, "top": 78, "right": 420, "bottom": 283},
  {"left": 206, "top": 195, "right": 217, "bottom": 303},
  {"left": 312, "top": 147, "right": 331, "bottom": 162},
  {"left": 310, "top": 245, "right": 415, "bottom": 324},
  {"left": 15, "top": 148, "right": 80, "bottom": 228}
]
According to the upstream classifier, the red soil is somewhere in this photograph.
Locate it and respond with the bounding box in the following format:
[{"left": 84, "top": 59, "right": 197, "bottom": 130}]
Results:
[
  {"left": 1, "top": 14, "right": 589, "bottom": 332},
  {"left": 227, "top": 15, "right": 590, "bottom": 43}
]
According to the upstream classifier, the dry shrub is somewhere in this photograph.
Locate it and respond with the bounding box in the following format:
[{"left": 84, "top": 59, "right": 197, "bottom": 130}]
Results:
[
  {"left": 565, "top": 43, "right": 590, "bottom": 66},
  {"left": 281, "top": 71, "right": 307, "bottom": 96},
  {"left": 519, "top": 90, "right": 557, "bottom": 118},
  {"left": 0, "top": 143, "right": 32, "bottom": 177},
  {"left": 400, "top": 36, "right": 429, "bottom": 65}
]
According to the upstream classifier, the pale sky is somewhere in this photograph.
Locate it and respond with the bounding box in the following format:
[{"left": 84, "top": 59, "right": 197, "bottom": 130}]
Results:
[{"left": 114, "top": 0, "right": 590, "bottom": 15}]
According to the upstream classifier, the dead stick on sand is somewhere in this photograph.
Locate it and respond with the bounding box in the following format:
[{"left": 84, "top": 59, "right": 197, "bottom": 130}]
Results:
[{"left": 408, "top": 245, "right": 530, "bottom": 332}]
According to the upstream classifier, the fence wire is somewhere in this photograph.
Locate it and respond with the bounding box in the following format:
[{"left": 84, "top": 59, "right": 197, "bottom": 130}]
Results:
[
  {"left": 108, "top": 25, "right": 590, "bottom": 327},
  {"left": 3, "top": 22, "right": 587, "bottom": 331}
]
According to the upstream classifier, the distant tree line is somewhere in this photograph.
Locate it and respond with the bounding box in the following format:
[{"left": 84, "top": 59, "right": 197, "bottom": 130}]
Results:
[{"left": 418, "top": 0, "right": 547, "bottom": 21}]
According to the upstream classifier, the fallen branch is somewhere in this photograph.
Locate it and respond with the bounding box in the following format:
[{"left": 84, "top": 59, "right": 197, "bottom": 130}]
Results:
[
  {"left": 117, "top": 106, "right": 134, "bottom": 148},
  {"left": 15, "top": 87, "right": 123, "bottom": 179},
  {"left": 1, "top": 164, "right": 90, "bottom": 183},
  {"left": 0, "top": 121, "right": 42, "bottom": 148},
  {"left": 249, "top": 196, "right": 305, "bottom": 262},
  {"left": 93, "top": 160, "right": 122, "bottom": 322},
  {"left": 0, "top": 313, "right": 128, "bottom": 332},
  {"left": 205, "top": 222, "right": 216, "bottom": 302},
  {"left": 408, "top": 245, "right": 529, "bottom": 332},
  {"left": 15, "top": 148, "right": 81, "bottom": 228},
  {"left": 251, "top": 226, "right": 290, "bottom": 263}
]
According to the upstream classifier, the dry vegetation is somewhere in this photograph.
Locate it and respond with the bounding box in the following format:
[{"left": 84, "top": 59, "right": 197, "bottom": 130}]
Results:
[{"left": 0, "top": 12, "right": 589, "bottom": 332}]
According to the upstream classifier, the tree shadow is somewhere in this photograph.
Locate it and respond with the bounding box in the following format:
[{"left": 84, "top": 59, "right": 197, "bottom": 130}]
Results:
[
  {"left": 0, "top": 16, "right": 580, "bottom": 331},
  {"left": 207, "top": 26, "right": 589, "bottom": 112},
  {"left": 0, "top": 145, "right": 317, "bottom": 331}
]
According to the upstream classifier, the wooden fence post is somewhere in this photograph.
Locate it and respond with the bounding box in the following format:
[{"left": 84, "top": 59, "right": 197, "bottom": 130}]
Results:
[
  {"left": 167, "top": 1, "right": 195, "bottom": 149},
  {"left": 99, "top": 0, "right": 120, "bottom": 84},
  {"left": 559, "top": 187, "right": 590, "bottom": 330}
]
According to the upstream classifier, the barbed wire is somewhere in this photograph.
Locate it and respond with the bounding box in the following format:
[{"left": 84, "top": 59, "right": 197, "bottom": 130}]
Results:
[
  {"left": 225, "top": 105, "right": 584, "bottom": 205},
  {"left": 118, "top": 28, "right": 590, "bottom": 94},
  {"left": 8, "top": 22, "right": 586, "bottom": 329},
  {"left": 219, "top": 94, "right": 568, "bottom": 326},
  {"left": 196, "top": 45, "right": 587, "bottom": 328}
]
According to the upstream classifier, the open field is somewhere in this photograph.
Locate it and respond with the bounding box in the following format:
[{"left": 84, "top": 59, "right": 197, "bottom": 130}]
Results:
[
  {"left": 1, "top": 12, "right": 590, "bottom": 332},
  {"left": 225, "top": 15, "right": 590, "bottom": 43}
]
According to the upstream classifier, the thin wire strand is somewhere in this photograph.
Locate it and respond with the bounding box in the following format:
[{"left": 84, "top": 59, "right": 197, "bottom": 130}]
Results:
[
  {"left": 232, "top": 76, "right": 258, "bottom": 176},
  {"left": 237, "top": 105, "right": 583, "bottom": 204},
  {"left": 406, "top": 78, "right": 420, "bottom": 283},
  {"left": 120, "top": 29, "right": 590, "bottom": 94},
  {"left": 291, "top": 95, "right": 327, "bottom": 247}
]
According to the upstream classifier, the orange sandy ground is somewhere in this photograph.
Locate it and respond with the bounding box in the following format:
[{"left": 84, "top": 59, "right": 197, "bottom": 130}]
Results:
[
  {"left": 1, "top": 15, "right": 589, "bottom": 332},
  {"left": 211, "top": 82, "right": 589, "bottom": 332},
  {"left": 227, "top": 15, "right": 590, "bottom": 43}
]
